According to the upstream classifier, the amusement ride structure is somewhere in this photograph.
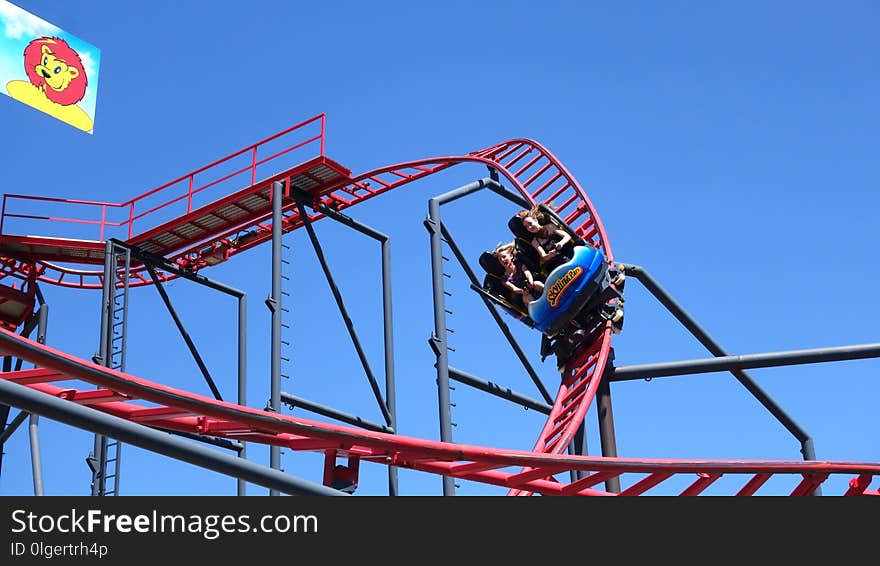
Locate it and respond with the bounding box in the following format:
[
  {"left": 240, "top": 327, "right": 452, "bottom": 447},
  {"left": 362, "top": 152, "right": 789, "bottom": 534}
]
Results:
[{"left": 0, "top": 113, "right": 878, "bottom": 496}]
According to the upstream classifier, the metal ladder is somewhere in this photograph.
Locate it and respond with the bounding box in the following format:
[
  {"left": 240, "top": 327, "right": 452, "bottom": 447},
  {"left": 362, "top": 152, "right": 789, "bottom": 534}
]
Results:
[
  {"left": 441, "top": 238, "right": 460, "bottom": 491},
  {"left": 89, "top": 242, "right": 130, "bottom": 496},
  {"left": 280, "top": 212, "right": 293, "bottom": 383}
]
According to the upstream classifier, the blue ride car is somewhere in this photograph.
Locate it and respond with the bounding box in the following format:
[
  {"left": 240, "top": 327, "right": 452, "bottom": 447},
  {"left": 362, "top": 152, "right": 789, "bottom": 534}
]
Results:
[
  {"left": 475, "top": 205, "right": 621, "bottom": 340},
  {"left": 527, "top": 243, "right": 607, "bottom": 336}
]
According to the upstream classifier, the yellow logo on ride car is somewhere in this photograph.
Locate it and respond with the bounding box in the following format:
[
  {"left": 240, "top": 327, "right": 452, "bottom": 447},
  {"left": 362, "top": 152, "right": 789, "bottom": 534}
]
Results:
[{"left": 546, "top": 267, "right": 583, "bottom": 307}]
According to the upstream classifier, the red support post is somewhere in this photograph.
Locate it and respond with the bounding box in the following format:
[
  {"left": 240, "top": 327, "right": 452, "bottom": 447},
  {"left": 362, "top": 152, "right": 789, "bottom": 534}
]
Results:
[
  {"left": 128, "top": 202, "right": 135, "bottom": 239},
  {"left": 251, "top": 147, "right": 257, "bottom": 187},
  {"left": 320, "top": 114, "right": 326, "bottom": 156},
  {"left": 100, "top": 205, "right": 106, "bottom": 241},
  {"left": 187, "top": 175, "right": 194, "bottom": 214}
]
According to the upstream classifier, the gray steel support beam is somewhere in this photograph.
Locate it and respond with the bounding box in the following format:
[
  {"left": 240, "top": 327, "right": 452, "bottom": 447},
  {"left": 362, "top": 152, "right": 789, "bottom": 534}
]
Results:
[
  {"left": 596, "top": 366, "right": 621, "bottom": 493},
  {"left": 269, "top": 180, "right": 284, "bottom": 496},
  {"left": 568, "top": 423, "right": 588, "bottom": 482},
  {"left": 237, "top": 294, "right": 247, "bottom": 496},
  {"left": 0, "top": 306, "right": 41, "bottom": 474},
  {"left": 315, "top": 203, "right": 399, "bottom": 495},
  {"left": 448, "top": 367, "right": 552, "bottom": 414},
  {"left": 0, "top": 308, "right": 41, "bottom": 472},
  {"left": 622, "top": 264, "right": 820, "bottom": 494},
  {"left": 110, "top": 240, "right": 248, "bottom": 496},
  {"left": 484, "top": 176, "right": 530, "bottom": 208},
  {"left": 91, "top": 239, "right": 114, "bottom": 496},
  {"left": 0, "top": 378, "right": 346, "bottom": 496},
  {"left": 378, "top": 225, "right": 398, "bottom": 496},
  {"left": 611, "top": 343, "right": 880, "bottom": 381},
  {"left": 118, "top": 241, "right": 246, "bottom": 297},
  {"left": 440, "top": 222, "right": 552, "bottom": 404},
  {"left": 293, "top": 194, "right": 392, "bottom": 426},
  {"left": 281, "top": 392, "right": 393, "bottom": 433},
  {"left": 426, "top": 176, "right": 550, "bottom": 495},
  {"left": 0, "top": 410, "right": 27, "bottom": 444},
  {"left": 0, "top": 303, "right": 41, "bottom": 479},
  {"left": 28, "top": 414, "right": 42, "bottom": 495},
  {"left": 35, "top": 301, "right": 47, "bottom": 346},
  {"left": 427, "top": 181, "right": 493, "bottom": 496},
  {"left": 29, "top": 301, "right": 48, "bottom": 495},
  {"left": 427, "top": 200, "right": 454, "bottom": 496},
  {"left": 156, "top": 429, "right": 243, "bottom": 452},
  {"left": 145, "top": 265, "right": 223, "bottom": 401}
]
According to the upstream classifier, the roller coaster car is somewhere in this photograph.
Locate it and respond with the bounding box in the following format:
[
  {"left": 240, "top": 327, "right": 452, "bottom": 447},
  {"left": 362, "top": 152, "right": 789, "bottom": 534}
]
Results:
[
  {"left": 476, "top": 243, "right": 611, "bottom": 336},
  {"left": 474, "top": 205, "right": 624, "bottom": 345}
]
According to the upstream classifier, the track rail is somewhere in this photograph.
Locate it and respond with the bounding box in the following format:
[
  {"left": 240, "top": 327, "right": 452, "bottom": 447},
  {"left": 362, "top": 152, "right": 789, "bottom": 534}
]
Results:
[
  {"left": 1, "top": 118, "right": 874, "bottom": 495},
  {"left": 0, "top": 327, "right": 877, "bottom": 496},
  {"left": 0, "top": 125, "right": 619, "bottom": 495}
]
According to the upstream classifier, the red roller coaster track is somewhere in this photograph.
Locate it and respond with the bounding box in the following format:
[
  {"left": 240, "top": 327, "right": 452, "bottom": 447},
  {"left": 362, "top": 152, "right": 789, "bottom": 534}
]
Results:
[{"left": 0, "top": 114, "right": 876, "bottom": 496}]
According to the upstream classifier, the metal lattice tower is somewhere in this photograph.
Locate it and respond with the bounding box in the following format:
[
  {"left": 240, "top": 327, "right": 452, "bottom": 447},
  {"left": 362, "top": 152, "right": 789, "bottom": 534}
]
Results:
[{"left": 88, "top": 240, "right": 130, "bottom": 496}]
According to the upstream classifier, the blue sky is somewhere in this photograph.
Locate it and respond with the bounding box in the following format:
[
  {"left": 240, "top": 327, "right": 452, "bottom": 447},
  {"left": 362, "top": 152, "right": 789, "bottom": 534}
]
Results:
[{"left": 0, "top": 1, "right": 878, "bottom": 496}]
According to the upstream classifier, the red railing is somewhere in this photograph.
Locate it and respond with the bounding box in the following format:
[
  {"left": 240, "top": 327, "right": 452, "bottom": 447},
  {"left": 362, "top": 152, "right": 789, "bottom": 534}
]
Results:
[{"left": 0, "top": 113, "right": 326, "bottom": 241}]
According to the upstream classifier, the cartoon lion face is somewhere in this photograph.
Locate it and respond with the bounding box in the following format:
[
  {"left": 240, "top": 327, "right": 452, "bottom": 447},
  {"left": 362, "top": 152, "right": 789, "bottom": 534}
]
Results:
[{"left": 23, "top": 36, "right": 88, "bottom": 106}]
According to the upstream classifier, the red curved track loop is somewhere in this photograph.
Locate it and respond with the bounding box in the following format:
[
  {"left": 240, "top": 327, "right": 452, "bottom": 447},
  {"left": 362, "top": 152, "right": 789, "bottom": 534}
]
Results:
[
  {"left": 1, "top": 116, "right": 873, "bottom": 496},
  {"left": 0, "top": 327, "right": 878, "bottom": 496},
  {"left": 313, "top": 139, "right": 619, "bottom": 497},
  {"left": 0, "top": 118, "right": 618, "bottom": 496}
]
